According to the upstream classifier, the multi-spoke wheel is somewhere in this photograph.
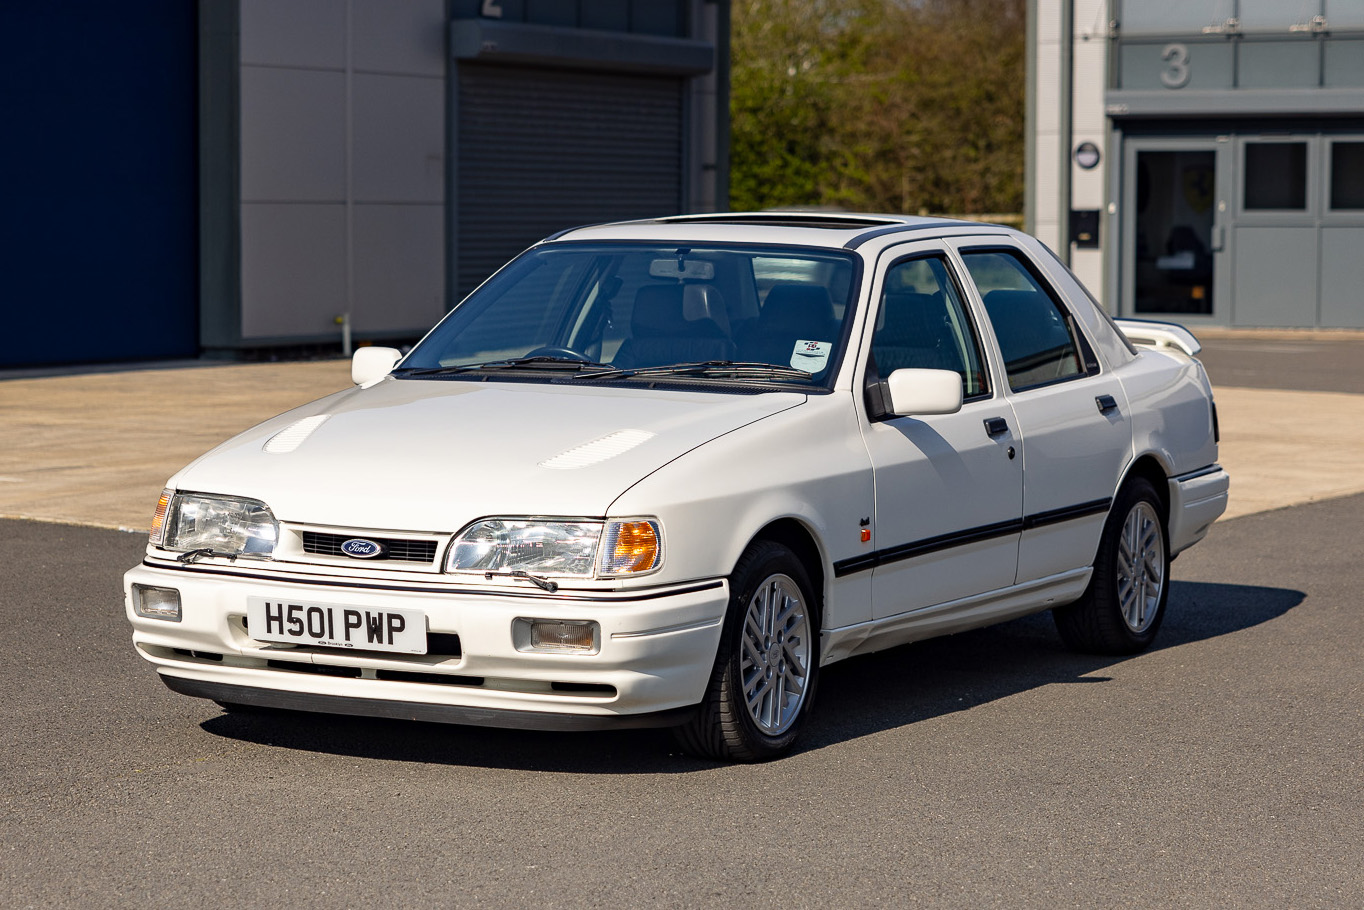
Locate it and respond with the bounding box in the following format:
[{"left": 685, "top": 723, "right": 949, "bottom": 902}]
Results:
[
  {"left": 675, "top": 540, "right": 819, "bottom": 761},
  {"left": 739, "top": 573, "right": 812, "bottom": 736},
  {"left": 1054, "top": 477, "right": 1170, "bottom": 654}
]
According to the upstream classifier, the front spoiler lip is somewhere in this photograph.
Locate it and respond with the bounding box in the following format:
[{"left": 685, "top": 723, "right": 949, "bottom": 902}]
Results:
[{"left": 163, "top": 674, "right": 698, "bottom": 731}]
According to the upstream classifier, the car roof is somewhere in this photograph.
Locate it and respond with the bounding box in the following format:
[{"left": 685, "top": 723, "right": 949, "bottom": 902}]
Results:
[{"left": 543, "top": 211, "right": 1018, "bottom": 252}]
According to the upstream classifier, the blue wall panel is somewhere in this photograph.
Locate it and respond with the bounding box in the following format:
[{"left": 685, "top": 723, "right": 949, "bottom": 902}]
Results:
[{"left": 0, "top": 1, "right": 198, "bottom": 367}]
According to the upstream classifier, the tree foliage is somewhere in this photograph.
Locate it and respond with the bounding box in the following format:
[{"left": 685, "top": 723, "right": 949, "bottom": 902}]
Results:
[{"left": 729, "top": 0, "right": 1026, "bottom": 215}]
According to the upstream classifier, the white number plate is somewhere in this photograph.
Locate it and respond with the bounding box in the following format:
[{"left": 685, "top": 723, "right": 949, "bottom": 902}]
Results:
[{"left": 247, "top": 597, "right": 427, "bottom": 654}]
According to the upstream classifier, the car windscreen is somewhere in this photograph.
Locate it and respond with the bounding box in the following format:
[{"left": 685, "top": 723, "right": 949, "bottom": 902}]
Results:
[{"left": 397, "top": 243, "right": 861, "bottom": 387}]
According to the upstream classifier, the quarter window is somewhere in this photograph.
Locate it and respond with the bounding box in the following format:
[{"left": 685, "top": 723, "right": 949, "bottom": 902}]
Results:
[{"left": 960, "top": 250, "right": 1087, "bottom": 392}]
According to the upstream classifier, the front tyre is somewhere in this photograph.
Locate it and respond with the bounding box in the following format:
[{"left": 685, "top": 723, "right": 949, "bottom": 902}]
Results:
[
  {"left": 675, "top": 541, "right": 820, "bottom": 762},
  {"left": 1053, "top": 477, "right": 1170, "bottom": 654}
]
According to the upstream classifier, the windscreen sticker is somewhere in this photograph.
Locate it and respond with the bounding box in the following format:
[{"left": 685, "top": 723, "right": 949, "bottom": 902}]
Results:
[{"left": 790, "top": 340, "right": 831, "bottom": 372}]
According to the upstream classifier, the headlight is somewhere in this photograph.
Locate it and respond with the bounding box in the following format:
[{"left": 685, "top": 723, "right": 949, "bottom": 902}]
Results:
[
  {"left": 446, "top": 518, "right": 662, "bottom": 579},
  {"left": 160, "top": 492, "right": 279, "bottom": 558}
]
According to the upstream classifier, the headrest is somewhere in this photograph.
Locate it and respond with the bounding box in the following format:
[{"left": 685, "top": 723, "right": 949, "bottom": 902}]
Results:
[
  {"left": 760, "top": 285, "right": 835, "bottom": 332},
  {"left": 631, "top": 285, "right": 687, "bottom": 336},
  {"left": 682, "top": 284, "right": 729, "bottom": 332},
  {"left": 878, "top": 291, "right": 942, "bottom": 334}
]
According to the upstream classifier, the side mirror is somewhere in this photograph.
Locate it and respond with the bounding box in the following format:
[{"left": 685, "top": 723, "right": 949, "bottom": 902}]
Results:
[
  {"left": 883, "top": 368, "right": 963, "bottom": 417},
  {"left": 351, "top": 346, "right": 402, "bottom": 386}
]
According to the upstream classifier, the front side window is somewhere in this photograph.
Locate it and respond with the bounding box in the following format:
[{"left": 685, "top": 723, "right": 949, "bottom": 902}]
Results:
[
  {"left": 398, "top": 244, "right": 860, "bottom": 388},
  {"left": 961, "top": 249, "right": 1087, "bottom": 392},
  {"left": 871, "top": 255, "right": 988, "bottom": 399}
]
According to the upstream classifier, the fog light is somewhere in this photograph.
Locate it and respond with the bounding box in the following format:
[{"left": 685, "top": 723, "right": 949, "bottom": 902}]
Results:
[
  {"left": 133, "top": 584, "right": 182, "bottom": 621},
  {"left": 514, "top": 618, "right": 599, "bottom": 654}
]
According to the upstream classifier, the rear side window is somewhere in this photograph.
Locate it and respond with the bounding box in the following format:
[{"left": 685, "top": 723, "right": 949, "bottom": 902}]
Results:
[
  {"left": 960, "top": 250, "right": 1089, "bottom": 392},
  {"left": 871, "top": 255, "right": 989, "bottom": 399}
]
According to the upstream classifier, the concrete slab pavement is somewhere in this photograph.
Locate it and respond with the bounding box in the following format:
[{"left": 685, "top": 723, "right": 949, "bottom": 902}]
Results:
[
  {"left": 1, "top": 355, "right": 1361, "bottom": 531},
  {"left": 0, "top": 360, "right": 351, "bottom": 530}
]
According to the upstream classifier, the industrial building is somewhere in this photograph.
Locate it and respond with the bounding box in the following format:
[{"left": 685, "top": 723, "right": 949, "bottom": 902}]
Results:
[
  {"left": 1, "top": 0, "right": 728, "bottom": 368},
  {"left": 1029, "top": 0, "right": 1364, "bottom": 328}
]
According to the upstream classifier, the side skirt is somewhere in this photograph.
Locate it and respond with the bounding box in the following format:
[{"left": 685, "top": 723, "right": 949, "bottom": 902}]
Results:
[{"left": 820, "top": 567, "right": 1092, "bottom": 664}]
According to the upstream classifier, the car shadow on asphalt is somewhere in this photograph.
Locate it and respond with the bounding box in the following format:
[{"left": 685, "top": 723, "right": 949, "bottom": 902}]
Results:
[{"left": 199, "top": 579, "right": 1302, "bottom": 773}]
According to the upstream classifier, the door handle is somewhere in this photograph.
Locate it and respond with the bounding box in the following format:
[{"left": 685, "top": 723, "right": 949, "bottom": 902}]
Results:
[
  {"left": 984, "top": 417, "right": 1009, "bottom": 437},
  {"left": 1096, "top": 394, "right": 1118, "bottom": 414}
]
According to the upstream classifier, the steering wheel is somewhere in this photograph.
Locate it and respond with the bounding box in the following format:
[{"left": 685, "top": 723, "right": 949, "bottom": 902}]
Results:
[{"left": 524, "top": 346, "right": 592, "bottom": 362}]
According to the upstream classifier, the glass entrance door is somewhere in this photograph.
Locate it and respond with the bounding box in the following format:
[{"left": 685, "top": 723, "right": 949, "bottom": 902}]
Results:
[
  {"left": 1121, "top": 138, "right": 1230, "bottom": 321},
  {"left": 1130, "top": 148, "right": 1217, "bottom": 314}
]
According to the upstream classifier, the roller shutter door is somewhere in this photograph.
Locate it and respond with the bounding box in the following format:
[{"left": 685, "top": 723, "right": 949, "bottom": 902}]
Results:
[{"left": 456, "top": 63, "right": 684, "bottom": 297}]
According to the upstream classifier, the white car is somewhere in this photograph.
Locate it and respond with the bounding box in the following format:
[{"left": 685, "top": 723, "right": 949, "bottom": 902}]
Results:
[{"left": 125, "top": 213, "right": 1229, "bottom": 761}]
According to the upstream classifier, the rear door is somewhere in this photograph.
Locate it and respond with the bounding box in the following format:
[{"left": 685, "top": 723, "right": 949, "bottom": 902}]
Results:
[
  {"left": 950, "top": 242, "right": 1133, "bottom": 585},
  {"left": 856, "top": 242, "right": 1024, "bottom": 620}
]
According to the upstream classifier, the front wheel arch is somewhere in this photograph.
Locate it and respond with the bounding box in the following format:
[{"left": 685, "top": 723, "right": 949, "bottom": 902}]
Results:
[
  {"left": 675, "top": 539, "right": 822, "bottom": 762},
  {"left": 749, "top": 518, "right": 826, "bottom": 626}
]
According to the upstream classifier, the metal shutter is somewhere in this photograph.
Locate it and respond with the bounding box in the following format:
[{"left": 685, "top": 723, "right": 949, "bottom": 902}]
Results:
[{"left": 456, "top": 63, "right": 684, "bottom": 297}]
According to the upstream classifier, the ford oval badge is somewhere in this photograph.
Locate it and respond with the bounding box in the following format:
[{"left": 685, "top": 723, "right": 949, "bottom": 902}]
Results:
[{"left": 340, "top": 538, "right": 385, "bottom": 559}]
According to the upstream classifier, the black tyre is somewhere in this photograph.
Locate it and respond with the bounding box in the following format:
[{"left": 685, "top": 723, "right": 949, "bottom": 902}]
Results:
[
  {"left": 674, "top": 540, "right": 820, "bottom": 762},
  {"left": 1053, "top": 477, "right": 1170, "bottom": 654}
]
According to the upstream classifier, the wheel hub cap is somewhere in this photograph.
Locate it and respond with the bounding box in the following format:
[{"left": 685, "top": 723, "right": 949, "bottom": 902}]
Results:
[
  {"left": 740, "top": 574, "right": 810, "bottom": 736},
  {"left": 1116, "top": 501, "right": 1166, "bottom": 634}
]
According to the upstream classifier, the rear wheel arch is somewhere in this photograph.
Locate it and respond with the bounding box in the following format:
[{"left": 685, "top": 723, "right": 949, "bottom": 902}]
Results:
[{"left": 1118, "top": 454, "right": 1171, "bottom": 523}]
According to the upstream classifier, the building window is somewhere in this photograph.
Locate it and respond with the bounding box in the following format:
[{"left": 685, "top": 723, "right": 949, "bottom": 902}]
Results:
[
  {"left": 1244, "top": 142, "right": 1308, "bottom": 210},
  {"left": 1330, "top": 142, "right": 1364, "bottom": 210}
]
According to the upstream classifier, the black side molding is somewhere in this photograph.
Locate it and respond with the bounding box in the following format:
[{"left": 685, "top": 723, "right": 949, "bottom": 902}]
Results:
[{"left": 833, "top": 497, "right": 1113, "bottom": 578}]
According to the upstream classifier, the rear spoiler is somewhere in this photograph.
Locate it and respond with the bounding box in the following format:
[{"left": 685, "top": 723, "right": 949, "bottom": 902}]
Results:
[{"left": 1113, "top": 318, "right": 1202, "bottom": 356}]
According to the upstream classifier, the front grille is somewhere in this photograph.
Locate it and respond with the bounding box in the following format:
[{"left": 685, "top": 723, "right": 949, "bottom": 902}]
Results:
[
  {"left": 302, "top": 531, "right": 438, "bottom": 564},
  {"left": 267, "top": 659, "right": 361, "bottom": 678}
]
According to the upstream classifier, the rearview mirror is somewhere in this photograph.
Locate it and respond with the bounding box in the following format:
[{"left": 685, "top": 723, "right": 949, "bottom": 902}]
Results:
[
  {"left": 884, "top": 368, "right": 963, "bottom": 417},
  {"left": 648, "top": 259, "right": 715, "bottom": 280},
  {"left": 352, "top": 346, "right": 402, "bottom": 386}
]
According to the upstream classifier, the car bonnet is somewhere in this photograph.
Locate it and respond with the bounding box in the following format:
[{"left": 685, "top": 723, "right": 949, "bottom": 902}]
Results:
[{"left": 167, "top": 377, "right": 806, "bottom": 531}]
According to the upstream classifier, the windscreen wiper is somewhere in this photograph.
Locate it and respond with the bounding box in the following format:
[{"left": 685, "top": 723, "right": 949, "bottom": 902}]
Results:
[
  {"left": 394, "top": 355, "right": 613, "bottom": 376},
  {"left": 176, "top": 548, "right": 239, "bottom": 564},
  {"left": 567, "top": 360, "right": 816, "bottom": 382}
]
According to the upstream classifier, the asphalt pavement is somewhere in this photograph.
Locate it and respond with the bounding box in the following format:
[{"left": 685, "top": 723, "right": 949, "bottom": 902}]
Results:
[{"left": 2, "top": 493, "right": 1361, "bottom": 908}]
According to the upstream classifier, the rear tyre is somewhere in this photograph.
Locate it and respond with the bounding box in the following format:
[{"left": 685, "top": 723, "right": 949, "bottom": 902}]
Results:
[
  {"left": 674, "top": 541, "right": 820, "bottom": 762},
  {"left": 1053, "top": 477, "right": 1170, "bottom": 654}
]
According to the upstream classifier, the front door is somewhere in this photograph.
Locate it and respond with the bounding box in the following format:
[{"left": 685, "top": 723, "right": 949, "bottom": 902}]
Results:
[
  {"left": 860, "top": 245, "right": 1024, "bottom": 620},
  {"left": 1121, "top": 138, "right": 1231, "bottom": 322}
]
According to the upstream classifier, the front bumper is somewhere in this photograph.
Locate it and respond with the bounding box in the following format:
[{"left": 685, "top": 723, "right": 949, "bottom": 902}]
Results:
[{"left": 124, "top": 562, "right": 729, "bottom": 730}]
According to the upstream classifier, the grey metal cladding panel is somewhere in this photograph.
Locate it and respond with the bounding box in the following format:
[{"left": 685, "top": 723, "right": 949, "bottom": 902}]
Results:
[
  {"left": 456, "top": 64, "right": 683, "bottom": 295},
  {"left": 1231, "top": 227, "right": 1318, "bottom": 326},
  {"left": 351, "top": 0, "right": 446, "bottom": 77},
  {"left": 1327, "top": 0, "right": 1364, "bottom": 29},
  {"left": 239, "top": 0, "right": 345, "bottom": 69},
  {"left": 1115, "top": 0, "right": 1234, "bottom": 35},
  {"left": 1238, "top": 40, "right": 1320, "bottom": 89},
  {"left": 1238, "top": 0, "right": 1323, "bottom": 32},
  {"left": 1320, "top": 227, "right": 1364, "bottom": 327},
  {"left": 1117, "top": 40, "right": 1234, "bottom": 91},
  {"left": 1325, "top": 38, "right": 1364, "bottom": 87}
]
